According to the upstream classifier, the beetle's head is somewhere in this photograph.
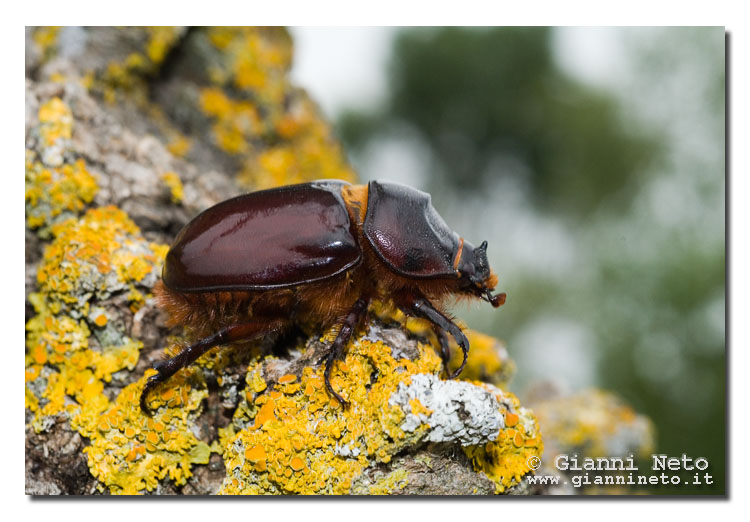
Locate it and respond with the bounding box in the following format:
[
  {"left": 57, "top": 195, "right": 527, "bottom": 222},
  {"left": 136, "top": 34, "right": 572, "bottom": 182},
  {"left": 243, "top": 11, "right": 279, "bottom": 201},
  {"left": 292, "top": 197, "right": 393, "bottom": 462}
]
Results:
[{"left": 456, "top": 240, "right": 506, "bottom": 308}]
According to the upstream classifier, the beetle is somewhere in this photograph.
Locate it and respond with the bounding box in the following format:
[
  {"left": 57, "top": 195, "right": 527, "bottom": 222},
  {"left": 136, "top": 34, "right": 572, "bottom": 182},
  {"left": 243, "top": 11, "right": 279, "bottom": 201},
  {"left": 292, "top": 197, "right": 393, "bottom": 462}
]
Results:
[{"left": 140, "top": 180, "right": 505, "bottom": 415}]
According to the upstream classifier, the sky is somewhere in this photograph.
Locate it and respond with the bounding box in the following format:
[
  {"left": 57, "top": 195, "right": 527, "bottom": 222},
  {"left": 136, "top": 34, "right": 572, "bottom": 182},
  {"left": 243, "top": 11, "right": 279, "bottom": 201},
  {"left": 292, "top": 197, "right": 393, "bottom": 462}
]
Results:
[{"left": 289, "top": 27, "right": 625, "bottom": 119}]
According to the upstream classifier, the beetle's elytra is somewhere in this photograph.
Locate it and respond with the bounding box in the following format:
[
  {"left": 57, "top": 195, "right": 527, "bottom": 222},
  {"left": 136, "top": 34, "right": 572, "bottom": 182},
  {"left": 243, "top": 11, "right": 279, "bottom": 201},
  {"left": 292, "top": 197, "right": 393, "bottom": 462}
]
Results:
[{"left": 140, "top": 180, "right": 505, "bottom": 414}]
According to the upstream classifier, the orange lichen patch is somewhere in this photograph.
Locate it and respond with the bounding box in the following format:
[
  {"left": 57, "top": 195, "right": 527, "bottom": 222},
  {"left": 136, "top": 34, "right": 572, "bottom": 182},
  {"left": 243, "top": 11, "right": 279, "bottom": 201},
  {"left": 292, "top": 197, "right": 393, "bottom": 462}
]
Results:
[
  {"left": 278, "top": 374, "right": 296, "bottom": 384},
  {"left": 290, "top": 456, "right": 305, "bottom": 472},
  {"left": 24, "top": 306, "right": 143, "bottom": 434},
  {"left": 82, "top": 375, "right": 213, "bottom": 494},
  {"left": 463, "top": 383, "right": 544, "bottom": 494},
  {"left": 370, "top": 300, "right": 515, "bottom": 389},
  {"left": 34, "top": 206, "right": 165, "bottom": 314},
  {"left": 25, "top": 150, "right": 98, "bottom": 230},
  {"left": 94, "top": 314, "right": 108, "bottom": 327},
  {"left": 160, "top": 172, "right": 184, "bottom": 204},
  {"left": 253, "top": 399, "right": 277, "bottom": 429},
  {"left": 532, "top": 389, "right": 655, "bottom": 460},
  {"left": 220, "top": 331, "right": 447, "bottom": 495}
]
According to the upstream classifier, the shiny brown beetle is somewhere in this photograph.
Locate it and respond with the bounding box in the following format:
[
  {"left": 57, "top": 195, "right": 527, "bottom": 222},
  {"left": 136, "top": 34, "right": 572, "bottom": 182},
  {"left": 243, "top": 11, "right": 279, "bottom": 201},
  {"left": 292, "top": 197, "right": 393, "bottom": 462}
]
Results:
[{"left": 140, "top": 180, "right": 505, "bottom": 414}]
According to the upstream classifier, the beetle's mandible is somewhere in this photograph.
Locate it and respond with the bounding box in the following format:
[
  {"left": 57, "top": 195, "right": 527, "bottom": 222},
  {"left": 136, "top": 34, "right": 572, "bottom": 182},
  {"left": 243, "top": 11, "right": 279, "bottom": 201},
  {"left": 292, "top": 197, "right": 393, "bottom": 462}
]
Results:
[{"left": 140, "top": 180, "right": 505, "bottom": 415}]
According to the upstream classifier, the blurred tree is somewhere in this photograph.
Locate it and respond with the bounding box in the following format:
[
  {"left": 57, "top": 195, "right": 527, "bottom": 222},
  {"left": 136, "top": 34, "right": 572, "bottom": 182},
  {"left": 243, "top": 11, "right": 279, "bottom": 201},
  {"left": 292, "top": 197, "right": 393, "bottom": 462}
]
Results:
[
  {"left": 336, "top": 27, "right": 724, "bottom": 495},
  {"left": 339, "top": 27, "right": 661, "bottom": 217}
]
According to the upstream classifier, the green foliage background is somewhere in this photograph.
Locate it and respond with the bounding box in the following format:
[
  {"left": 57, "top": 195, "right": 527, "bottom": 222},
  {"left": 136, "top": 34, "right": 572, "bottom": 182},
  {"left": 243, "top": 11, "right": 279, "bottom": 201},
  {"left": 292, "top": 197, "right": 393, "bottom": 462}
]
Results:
[{"left": 336, "top": 27, "right": 725, "bottom": 494}]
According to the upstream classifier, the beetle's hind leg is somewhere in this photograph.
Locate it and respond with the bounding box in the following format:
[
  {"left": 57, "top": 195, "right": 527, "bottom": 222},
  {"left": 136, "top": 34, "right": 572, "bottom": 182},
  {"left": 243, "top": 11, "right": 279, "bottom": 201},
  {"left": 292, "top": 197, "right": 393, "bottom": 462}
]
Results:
[
  {"left": 140, "top": 318, "right": 285, "bottom": 415},
  {"left": 323, "top": 298, "right": 369, "bottom": 407}
]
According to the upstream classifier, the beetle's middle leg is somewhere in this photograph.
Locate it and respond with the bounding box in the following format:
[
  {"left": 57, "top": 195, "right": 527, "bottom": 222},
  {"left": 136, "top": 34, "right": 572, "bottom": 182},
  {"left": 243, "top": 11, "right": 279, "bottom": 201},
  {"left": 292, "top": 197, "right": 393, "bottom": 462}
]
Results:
[
  {"left": 140, "top": 318, "right": 286, "bottom": 415},
  {"left": 400, "top": 294, "right": 470, "bottom": 379},
  {"left": 324, "top": 298, "right": 369, "bottom": 406}
]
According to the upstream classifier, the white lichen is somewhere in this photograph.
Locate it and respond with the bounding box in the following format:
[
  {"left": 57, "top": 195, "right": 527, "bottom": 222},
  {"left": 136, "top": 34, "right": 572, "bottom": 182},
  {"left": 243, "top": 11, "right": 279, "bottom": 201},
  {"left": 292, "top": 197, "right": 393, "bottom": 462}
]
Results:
[{"left": 388, "top": 373, "right": 505, "bottom": 446}]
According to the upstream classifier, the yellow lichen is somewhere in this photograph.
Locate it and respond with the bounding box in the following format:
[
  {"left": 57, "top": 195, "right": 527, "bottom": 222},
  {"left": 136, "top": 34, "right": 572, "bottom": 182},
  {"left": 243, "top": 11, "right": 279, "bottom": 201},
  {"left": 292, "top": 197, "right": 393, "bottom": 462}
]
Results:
[
  {"left": 38, "top": 97, "right": 72, "bottom": 147},
  {"left": 23, "top": 201, "right": 211, "bottom": 494},
  {"left": 144, "top": 26, "right": 182, "bottom": 65},
  {"left": 199, "top": 87, "right": 262, "bottom": 155},
  {"left": 364, "top": 468, "right": 409, "bottom": 495},
  {"left": 32, "top": 26, "right": 60, "bottom": 59},
  {"left": 83, "top": 373, "right": 213, "bottom": 494},
  {"left": 26, "top": 98, "right": 98, "bottom": 229},
  {"left": 532, "top": 389, "right": 655, "bottom": 460},
  {"left": 219, "top": 332, "right": 443, "bottom": 495},
  {"left": 192, "top": 28, "right": 356, "bottom": 189},
  {"left": 463, "top": 383, "right": 544, "bottom": 493},
  {"left": 26, "top": 153, "right": 98, "bottom": 230},
  {"left": 34, "top": 206, "right": 164, "bottom": 314},
  {"left": 204, "top": 27, "right": 292, "bottom": 106},
  {"left": 449, "top": 330, "right": 515, "bottom": 388},
  {"left": 218, "top": 319, "right": 541, "bottom": 495},
  {"left": 166, "top": 135, "right": 192, "bottom": 157}
]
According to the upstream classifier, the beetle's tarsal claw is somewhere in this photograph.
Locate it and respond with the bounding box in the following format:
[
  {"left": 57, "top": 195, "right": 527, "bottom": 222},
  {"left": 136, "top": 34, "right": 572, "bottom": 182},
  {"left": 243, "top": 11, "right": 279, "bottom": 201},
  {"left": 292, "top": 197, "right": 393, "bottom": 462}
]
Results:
[
  {"left": 323, "top": 350, "right": 349, "bottom": 408},
  {"left": 447, "top": 343, "right": 468, "bottom": 379},
  {"left": 140, "top": 375, "right": 161, "bottom": 416},
  {"left": 325, "top": 377, "right": 349, "bottom": 408},
  {"left": 446, "top": 329, "right": 469, "bottom": 379}
]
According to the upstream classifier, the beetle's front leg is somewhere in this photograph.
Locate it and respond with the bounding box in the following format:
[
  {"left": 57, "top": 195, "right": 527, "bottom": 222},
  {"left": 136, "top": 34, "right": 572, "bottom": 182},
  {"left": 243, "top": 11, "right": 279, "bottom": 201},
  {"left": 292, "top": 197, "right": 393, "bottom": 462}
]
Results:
[
  {"left": 324, "top": 298, "right": 369, "bottom": 406},
  {"left": 401, "top": 294, "right": 470, "bottom": 379}
]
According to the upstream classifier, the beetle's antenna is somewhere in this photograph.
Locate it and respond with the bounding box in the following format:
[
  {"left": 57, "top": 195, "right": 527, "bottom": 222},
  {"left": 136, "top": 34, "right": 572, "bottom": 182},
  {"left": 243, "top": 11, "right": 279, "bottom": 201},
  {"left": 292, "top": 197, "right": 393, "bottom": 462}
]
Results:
[{"left": 485, "top": 290, "right": 506, "bottom": 308}]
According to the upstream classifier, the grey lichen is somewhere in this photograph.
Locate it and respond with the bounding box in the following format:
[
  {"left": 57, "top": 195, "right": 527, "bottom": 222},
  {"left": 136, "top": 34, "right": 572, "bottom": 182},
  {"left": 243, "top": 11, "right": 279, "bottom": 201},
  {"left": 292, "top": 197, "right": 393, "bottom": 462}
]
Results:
[{"left": 389, "top": 373, "right": 505, "bottom": 445}]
